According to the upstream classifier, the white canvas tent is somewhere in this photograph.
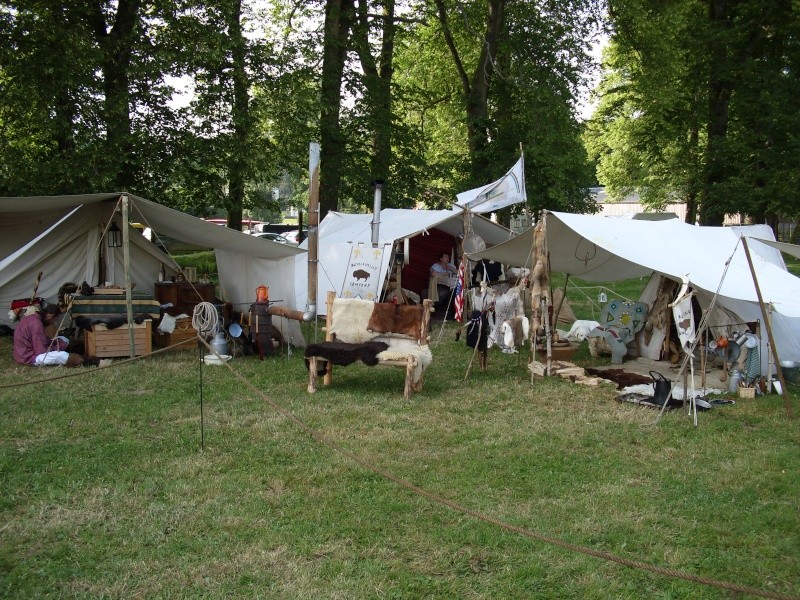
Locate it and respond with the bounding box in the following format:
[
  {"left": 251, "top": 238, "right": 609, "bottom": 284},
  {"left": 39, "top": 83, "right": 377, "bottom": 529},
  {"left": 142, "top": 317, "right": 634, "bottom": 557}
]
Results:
[
  {"left": 295, "top": 208, "right": 514, "bottom": 316},
  {"left": 466, "top": 210, "right": 800, "bottom": 367},
  {"left": 0, "top": 193, "right": 307, "bottom": 345}
]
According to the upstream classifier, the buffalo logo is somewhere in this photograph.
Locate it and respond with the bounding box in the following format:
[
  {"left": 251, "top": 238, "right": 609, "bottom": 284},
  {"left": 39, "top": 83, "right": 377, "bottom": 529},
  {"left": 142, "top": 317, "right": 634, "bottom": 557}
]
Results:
[{"left": 352, "top": 269, "right": 371, "bottom": 281}]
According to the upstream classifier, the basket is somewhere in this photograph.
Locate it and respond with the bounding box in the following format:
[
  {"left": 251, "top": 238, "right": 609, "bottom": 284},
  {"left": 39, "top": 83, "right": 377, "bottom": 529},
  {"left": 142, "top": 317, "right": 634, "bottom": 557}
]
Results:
[{"left": 738, "top": 386, "right": 756, "bottom": 399}]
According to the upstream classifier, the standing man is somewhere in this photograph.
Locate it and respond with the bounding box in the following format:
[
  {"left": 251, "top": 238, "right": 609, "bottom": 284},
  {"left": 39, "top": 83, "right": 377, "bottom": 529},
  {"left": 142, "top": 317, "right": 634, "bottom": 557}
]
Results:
[{"left": 12, "top": 305, "right": 97, "bottom": 367}]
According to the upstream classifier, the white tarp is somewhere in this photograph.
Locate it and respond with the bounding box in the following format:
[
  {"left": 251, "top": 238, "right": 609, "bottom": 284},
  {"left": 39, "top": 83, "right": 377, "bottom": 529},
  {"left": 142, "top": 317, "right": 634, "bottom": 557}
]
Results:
[
  {"left": 296, "top": 207, "right": 514, "bottom": 316},
  {"left": 455, "top": 156, "right": 526, "bottom": 214},
  {"left": 467, "top": 211, "right": 800, "bottom": 363},
  {"left": 1, "top": 193, "right": 307, "bottom": 345}
]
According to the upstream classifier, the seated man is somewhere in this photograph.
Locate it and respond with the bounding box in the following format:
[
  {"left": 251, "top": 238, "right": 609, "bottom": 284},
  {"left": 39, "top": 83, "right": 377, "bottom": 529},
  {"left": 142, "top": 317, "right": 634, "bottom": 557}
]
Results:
[{"left": 13, "top": 304, "right": 98, "bottom": 367}]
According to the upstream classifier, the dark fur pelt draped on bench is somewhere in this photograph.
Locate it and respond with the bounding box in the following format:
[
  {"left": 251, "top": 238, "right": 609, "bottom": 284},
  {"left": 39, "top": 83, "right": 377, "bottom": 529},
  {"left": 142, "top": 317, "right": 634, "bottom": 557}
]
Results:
[
  {"left": 74, "top": 313, "right": 150, "bottom": 331},
  {"left": 304, "top": 341, "right": 390, "bottom": 375}
]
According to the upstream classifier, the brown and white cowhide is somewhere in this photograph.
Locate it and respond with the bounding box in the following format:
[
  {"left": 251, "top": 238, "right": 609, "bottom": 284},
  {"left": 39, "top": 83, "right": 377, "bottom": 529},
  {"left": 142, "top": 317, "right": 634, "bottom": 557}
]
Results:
[{"left": 368, "top": 303, "right": 425, "bottom": 338}]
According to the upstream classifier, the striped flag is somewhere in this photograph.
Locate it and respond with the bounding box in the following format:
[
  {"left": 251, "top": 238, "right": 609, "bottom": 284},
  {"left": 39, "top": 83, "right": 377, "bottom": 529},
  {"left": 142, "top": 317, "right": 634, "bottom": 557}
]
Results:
[{"left": 453, "top": 261, "right": 466, "bottom": 322}]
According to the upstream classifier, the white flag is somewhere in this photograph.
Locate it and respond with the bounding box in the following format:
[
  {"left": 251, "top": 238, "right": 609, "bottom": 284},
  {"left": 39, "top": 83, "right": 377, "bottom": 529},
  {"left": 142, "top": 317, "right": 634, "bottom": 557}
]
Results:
[{"left": 455, "top": 155, "right": 526, "bottom": 214}]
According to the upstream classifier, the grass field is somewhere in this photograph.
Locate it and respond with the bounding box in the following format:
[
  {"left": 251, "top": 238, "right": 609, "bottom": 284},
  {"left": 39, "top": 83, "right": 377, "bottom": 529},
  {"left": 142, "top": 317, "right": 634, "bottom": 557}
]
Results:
[{"left": 1, "top": 320, "right": 798, "bottom": 599}]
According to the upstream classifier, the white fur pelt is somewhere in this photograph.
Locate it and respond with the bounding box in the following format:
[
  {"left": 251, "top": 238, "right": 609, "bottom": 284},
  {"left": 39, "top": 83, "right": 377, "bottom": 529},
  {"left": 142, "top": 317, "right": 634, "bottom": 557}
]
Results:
[
  {"left": 500, "top": 316, "right": 530, "bottom": 353},
  {"left": 488, "top": 286, "right": 525, "bottom": 349},
  {"left": 375, "top": 337, "right": 433, "bottom": 383},
  {"left": 328, "top": 298, "right": 378, "bottom": 343},
  {"left": 565, "top": 319, "right": 601, "bottom": 343}
]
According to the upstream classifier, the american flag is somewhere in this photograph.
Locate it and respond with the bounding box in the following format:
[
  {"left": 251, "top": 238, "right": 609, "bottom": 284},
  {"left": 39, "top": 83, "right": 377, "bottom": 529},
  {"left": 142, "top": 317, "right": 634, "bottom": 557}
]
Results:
[{"left": 453, "top": 261, "right": 466, "bottom": 322}]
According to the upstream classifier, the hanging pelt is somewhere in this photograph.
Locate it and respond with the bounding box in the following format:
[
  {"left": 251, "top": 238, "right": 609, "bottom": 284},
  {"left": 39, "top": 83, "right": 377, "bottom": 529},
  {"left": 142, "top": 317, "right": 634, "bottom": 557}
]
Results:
[
  {"left": 643, "top": 278, "right": 678, "bottom": 344},
  {"left": 530, "top": 219, "right": 550, "bottom": 336}
]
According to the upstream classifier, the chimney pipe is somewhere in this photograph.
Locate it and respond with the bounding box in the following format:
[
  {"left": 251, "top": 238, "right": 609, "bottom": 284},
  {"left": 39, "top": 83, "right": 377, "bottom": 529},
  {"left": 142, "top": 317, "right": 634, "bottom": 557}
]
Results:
[
  {"left": 371, "top": 180, "right": 384, "bottom": 248},
  {"left": 305, "top": 142, "right": 321, "bottom": 321}
]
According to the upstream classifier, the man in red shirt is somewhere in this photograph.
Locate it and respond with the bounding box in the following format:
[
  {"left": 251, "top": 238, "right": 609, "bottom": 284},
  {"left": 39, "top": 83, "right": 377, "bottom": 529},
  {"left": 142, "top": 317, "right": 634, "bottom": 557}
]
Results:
[{"left": 12, "top": 305, "right": 96, "bottom": 367}]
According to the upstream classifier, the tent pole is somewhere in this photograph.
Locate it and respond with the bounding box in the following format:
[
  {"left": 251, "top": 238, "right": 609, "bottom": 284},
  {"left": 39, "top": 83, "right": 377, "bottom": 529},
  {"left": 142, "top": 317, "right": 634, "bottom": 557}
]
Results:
[
  {"left": 741, "top": 237, "right": 792, "bottom": 417},
  {"left": 552, "top": 273, "right": 570, "bottom": 330},
  {"left": 122, "top": 195, "right": 136, "bottom": 359},
  {"left": 307, "top": 142, "right": 320, "bottom": 339}
]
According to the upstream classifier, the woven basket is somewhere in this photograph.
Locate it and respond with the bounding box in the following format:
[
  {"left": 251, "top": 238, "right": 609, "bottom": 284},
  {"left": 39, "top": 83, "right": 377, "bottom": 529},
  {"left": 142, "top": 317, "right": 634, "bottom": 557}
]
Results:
[{"left": 738, "top": 386, "right": 756, "bottom": 399}]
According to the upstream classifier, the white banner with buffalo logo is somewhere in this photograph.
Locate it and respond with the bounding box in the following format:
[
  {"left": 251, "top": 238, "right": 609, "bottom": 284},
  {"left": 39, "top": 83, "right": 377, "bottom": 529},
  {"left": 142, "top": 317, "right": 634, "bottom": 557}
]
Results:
[{"left": 341, "top": 244, "right": 385, "bottom": 300}]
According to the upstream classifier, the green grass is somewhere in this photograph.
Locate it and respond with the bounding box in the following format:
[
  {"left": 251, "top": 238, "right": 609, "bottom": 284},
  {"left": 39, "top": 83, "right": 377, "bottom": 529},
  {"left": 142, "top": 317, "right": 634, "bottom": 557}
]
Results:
[
  {"left": 554, "top": 274, "right": 649, "bottom": 322},
  {"left": 1, "top": 325, "right": 798, "bottom": 598}
]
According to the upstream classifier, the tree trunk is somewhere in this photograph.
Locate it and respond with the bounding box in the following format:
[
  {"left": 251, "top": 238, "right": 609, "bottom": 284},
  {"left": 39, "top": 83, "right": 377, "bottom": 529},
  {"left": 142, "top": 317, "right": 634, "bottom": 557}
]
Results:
[
  {"left": 90, "top": 0, "right": 140, "bottom": 192},
  {"left": 226, "top": 0, "right": 248, "bottom": 232},
  {"left": 353, "top": 0, "right": 396, "bottom": 200},
  {"left": 685, "top": 120, "right": 700, "bottom": 224},
  {"left": 434, "top": 0, "right": 505, "bottom": 186},
  {"left": 699, "top": 0, "right": 732, "bottom": 226},
  {"left": 320, "top": 0, "right": 354, "bottom": 217}
]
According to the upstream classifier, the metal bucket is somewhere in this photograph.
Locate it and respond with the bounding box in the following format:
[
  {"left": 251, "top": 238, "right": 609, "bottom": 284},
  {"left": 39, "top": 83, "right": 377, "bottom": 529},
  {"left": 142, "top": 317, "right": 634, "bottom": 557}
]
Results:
[{"left": 780, "top": 361, "right": 800, "bottom": 385}]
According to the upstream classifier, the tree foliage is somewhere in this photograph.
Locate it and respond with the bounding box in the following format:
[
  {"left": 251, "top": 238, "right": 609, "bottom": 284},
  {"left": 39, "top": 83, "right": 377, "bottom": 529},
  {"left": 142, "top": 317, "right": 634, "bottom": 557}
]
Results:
[
  {"left": 587, "top": 0, "right": 800, "bottom": 226},
  {"left": 0, "top": 0, "right": 604, "bottom": 224}
]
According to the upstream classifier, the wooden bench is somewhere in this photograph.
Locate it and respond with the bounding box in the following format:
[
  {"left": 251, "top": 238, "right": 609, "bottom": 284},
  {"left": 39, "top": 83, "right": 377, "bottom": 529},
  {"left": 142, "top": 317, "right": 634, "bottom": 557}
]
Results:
[{"left": 306, "top": 291, "right": 433, "bottom": 400}]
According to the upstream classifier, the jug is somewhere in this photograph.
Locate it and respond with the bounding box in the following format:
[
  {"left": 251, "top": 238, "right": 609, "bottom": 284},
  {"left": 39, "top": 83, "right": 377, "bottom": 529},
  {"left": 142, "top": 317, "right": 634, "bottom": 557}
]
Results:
[
  {"left": 256, "top": 285, "right": 269, "bottom": 303},
  {"left": 728, "top": 368, "right": 743, "bottom": 393},
  {"left": 210, "top": 331, "right": 229, "bottom": 356}
]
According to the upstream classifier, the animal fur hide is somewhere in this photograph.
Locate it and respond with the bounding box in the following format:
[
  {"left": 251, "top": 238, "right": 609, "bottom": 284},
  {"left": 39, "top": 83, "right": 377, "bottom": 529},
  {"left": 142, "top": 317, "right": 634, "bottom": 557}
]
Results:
[
  {"left": 74, "top": 313, "right": 150, "bottom": 331},
  {"left": 501, "top": 315, "right": 530, "bottom": 351},
  {"left": 367, "top": 303, "right": 424, "bottom": 338},
  {"left": 328, "top": 298, "right": 379, "bottom": 343},
  {"left": 374, "top": 337, "right": 433, "bottom": 384},
  {"left": 584, "top": 368, "right": 652, "bottom": 390},
  {"left": 564, "top": 320, "right": 601, "bottom": 343},
  {"left": 488, "top": 287, "right": 525, "bottom": 349},
  {"left": 304, "top": 341, "right": 390, "bottom": 375},
  {"left": 530, "top": 220, "right": 550, "bottom": 336}
]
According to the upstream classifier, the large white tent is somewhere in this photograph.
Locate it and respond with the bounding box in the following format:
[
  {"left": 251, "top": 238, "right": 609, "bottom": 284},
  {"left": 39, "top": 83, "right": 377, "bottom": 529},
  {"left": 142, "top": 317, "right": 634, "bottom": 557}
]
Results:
[
  {"left": 466, "top": 210, "right": 800, "bottom": 365},
  {"left": 0, "top": 193, "right": 307, "bottom": 345},
  {"left": 295, "top": 208, "right": 514, "bottom": 316}
]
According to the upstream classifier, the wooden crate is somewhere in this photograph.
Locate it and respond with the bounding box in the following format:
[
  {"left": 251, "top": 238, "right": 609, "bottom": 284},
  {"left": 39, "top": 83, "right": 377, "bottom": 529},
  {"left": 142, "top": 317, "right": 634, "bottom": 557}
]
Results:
[
  {"left": 153, "top": 321, "right": 198, "bottom": 351},
  {"left": 87, "top": 320, "right": 152, "bottom": 358}
]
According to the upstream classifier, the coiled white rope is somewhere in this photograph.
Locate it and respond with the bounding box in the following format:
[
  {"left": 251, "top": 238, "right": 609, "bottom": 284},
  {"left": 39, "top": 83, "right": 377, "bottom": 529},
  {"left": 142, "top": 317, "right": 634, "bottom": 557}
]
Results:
[{"left": 192, "top": 302, "right": 219, "bottom": 335}]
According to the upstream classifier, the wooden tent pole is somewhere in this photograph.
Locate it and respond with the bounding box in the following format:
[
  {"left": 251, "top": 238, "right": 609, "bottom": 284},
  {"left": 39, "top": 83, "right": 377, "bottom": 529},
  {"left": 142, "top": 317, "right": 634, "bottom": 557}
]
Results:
[
  {"left": 552, "top": 273, "right": 570, "bottom": 331},
  {"left": 741, "top": 237, "right": 792, "bottom": 417},
  {"left": 121, "top": 195, "right": 136, "bottom": 359}
]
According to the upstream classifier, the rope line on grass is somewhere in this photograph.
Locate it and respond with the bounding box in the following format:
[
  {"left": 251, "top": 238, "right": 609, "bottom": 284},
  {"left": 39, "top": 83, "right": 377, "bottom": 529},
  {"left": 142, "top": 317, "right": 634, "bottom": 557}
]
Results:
[
  {"left": 1, "top": 339, "right": 796, "bottom": 599},
  {"left": 205, "top": 344, "right": 797, "bottom": 600}
]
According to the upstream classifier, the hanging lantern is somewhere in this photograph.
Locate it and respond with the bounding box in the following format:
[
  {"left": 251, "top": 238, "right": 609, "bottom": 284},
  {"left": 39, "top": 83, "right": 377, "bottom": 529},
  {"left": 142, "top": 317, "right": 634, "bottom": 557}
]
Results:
[{"left": 107, "top": 222, "right": 122, "bottom": 248}]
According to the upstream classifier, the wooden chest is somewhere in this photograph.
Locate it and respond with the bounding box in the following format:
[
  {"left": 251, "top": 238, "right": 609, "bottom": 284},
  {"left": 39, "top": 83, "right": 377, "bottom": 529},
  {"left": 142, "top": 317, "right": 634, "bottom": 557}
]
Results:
[
  {"left": 153, "top": 319, "right": 198, "bottom": 351},
  {"left": 86, "top": 320, "right": 152, "bottom": 358}
]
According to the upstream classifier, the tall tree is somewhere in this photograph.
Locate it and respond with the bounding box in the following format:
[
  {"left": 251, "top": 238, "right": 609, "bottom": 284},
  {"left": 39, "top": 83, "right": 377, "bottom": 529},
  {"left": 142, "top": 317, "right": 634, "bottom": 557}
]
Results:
[
  {"left": 409, "top": 0, "right": 599, "bottom": 211},
  {"left": 0, "top": 1, "right": 190, "bottom": 198},
  {"left": 166, "top": 1, "right": 283, "bottom": 224},
  {"left": 590, "top": 0, "right": 800, "bottom": 227},
  {"left": 319, "top": 0, "right": 354, "bottom": 216},
  {"left": 433, "top": 0, "right": 504, "bottom": 185},
  {"left": 351, "top": 0, "right": 396, "bottom": 195},
  {"left": 88, "top": 0, "right": 141, "bottom": 191}
]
